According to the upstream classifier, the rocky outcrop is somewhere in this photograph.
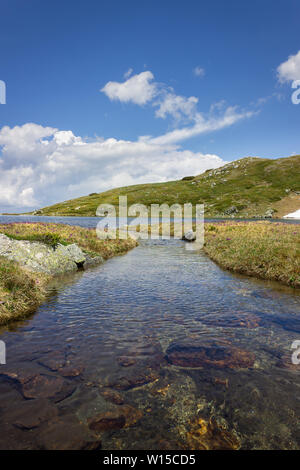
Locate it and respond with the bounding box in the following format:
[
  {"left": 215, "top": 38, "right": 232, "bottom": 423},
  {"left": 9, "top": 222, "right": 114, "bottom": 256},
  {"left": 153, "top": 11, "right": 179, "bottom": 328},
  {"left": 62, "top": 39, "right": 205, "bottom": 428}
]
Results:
[
  {"left": 264, "top": 208, "right": 274, "bottom": 218},
  {"left": 224, "top": 205, "right": 238, "bottom": 215},
  {"left": 0, "top": 233, "right": 103, "bottom": 275},
  {"left": 182, "top": 230, "right": 196, "bottom": 242}
]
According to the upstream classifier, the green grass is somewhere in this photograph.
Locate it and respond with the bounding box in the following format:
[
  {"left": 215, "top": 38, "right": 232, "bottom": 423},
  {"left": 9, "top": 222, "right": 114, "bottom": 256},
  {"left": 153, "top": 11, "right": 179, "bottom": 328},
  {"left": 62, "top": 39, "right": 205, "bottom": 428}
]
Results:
[
  {"left": 0, "top": 257, "right": 48, "bottom": 326},
  {"left": 203, "top": 221, "right": 300, "bottom": 288},
  {"left": 0, "top": 223, "right": 138, "bottom": 325},
  {"left": 29, "top": 155, "right": 300, "bottom": 218},
  {"left": 1, "top": 223, "right": 138, "bottom": 259}
]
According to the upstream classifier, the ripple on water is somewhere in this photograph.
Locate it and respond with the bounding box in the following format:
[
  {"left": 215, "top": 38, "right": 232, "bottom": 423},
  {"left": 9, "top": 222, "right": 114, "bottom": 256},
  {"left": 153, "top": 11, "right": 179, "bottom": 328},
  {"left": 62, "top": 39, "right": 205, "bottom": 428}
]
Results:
[{"left": 0, "top": 236, "right": 299, "bottom": 450}]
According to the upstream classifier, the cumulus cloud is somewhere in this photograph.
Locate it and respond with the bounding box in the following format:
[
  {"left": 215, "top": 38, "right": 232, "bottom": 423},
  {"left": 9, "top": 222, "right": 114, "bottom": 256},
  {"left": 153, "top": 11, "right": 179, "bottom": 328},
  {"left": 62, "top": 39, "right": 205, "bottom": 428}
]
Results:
[
  {"left": 1, "top": 71, "right": 256, "bottom": 211},
  {"left": 101, "top": 69, "right": 253, "bottom": 129},
  {"left": 155, "top": 93, "right": 198, "bottom": 121},
  {"left": 194, "top": 66, "right": 205, "bottom": 77},
  {"left": 101, "top": 70, "right": 200, "bottom": 122},
  {"left": 277, "top": 50, "right": 300, "bottom": 83},
  {"left": 101, "top": 71, "right": 157, "bottom": 105},
  {"left": 0, "top": 122, "right": 226, "bottom": 211}
]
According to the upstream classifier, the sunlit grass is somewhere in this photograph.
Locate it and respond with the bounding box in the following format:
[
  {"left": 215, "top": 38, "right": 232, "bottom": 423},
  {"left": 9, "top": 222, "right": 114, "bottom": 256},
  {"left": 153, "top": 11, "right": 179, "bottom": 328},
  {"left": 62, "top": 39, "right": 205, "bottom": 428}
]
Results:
[
  {"left": 0, "top": 257, "right": 49, "bottom": 326},
  {"left": 1, "top": 222, "right": 138, "bottom": 259},
  {"left": 203, "top": 221, "right": 300, "bottom": 288},
  {"left": 0, "top": 223, "right": 137, "bottom": 325}
]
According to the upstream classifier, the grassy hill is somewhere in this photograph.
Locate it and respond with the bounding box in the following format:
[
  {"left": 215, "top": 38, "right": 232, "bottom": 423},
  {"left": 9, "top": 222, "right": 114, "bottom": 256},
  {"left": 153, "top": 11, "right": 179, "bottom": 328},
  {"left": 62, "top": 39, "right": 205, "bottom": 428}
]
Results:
[{"left": 31, "top": 155, "right": 300, "bottom": 218}]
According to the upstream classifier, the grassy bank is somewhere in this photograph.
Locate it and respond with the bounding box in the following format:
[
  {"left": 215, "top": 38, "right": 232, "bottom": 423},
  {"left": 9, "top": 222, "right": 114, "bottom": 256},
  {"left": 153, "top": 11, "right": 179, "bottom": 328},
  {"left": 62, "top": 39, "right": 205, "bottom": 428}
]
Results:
[
  {"left": 0, "top": 257, "right": 49, "bottom": 326},
  {"left": 204, "top": 221, "right": 300, "bottom": 288},
  {"left": 0, "top": 223, "right": 137, "bottom": 325}
]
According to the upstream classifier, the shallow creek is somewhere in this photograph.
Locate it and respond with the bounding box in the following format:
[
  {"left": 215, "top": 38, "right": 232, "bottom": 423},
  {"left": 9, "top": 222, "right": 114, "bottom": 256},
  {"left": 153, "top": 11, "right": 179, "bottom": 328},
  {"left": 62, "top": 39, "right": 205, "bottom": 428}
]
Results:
[{"left": 0, "top": 216, "right": 299, "bottom": 450}]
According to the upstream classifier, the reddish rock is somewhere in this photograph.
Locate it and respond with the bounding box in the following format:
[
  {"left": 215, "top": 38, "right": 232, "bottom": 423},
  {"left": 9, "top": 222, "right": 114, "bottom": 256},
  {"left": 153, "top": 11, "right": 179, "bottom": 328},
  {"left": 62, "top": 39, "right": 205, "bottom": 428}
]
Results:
[
  {"left": 166, "top": 340, "right": 255, "bottom": 369},
  {"left": 100, "top": 388, "right": 125, "bottom": 405},
  {"left": 1, "top": 367, "right": 76, "bottom": 402},
  {"left": 88, "top": 405, "right": 143, "bottom": 433},
  {"left": 22, "top": 374, "right": 75, "bottom": 401}
]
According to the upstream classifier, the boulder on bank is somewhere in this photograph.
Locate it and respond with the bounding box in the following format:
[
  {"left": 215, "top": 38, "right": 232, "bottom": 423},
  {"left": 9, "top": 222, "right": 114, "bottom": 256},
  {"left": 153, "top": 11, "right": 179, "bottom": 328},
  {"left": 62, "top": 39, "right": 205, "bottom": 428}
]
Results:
[
  {"left": 182, "top": 230, "right": 196, "bottom": 242},
  {"left": 0, "top": 233, "right": 103, "bottom": 275}
]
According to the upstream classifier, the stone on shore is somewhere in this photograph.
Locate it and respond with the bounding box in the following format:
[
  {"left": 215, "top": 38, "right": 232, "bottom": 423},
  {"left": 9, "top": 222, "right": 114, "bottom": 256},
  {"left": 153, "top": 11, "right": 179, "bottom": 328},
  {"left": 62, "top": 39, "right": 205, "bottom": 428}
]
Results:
[
  {"left": 182, "top": 230, "right": 196, "bottom": 242},
  {"left": 0, "top": 233, "right": 103, "bottom": 275}
]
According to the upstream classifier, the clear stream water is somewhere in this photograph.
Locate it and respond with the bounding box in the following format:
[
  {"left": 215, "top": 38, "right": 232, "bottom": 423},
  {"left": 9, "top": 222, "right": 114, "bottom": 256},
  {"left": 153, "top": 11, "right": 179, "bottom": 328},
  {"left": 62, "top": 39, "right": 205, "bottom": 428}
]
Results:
[{"left": 0, "top": 216, "right": 299, "bottom": 450}]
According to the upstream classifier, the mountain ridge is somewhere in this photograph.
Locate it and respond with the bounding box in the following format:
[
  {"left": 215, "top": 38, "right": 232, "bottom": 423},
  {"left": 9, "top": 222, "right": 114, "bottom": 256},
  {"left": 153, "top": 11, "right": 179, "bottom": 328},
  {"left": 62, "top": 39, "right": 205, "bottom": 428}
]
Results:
[{"left": 28, "top": 154, "right": 300, "bottom": 218}]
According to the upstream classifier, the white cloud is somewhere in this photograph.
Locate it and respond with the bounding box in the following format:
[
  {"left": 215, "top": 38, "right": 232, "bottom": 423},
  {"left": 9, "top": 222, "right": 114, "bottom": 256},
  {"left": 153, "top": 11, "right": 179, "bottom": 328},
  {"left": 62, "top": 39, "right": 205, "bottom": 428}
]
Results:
[
  {"left": 101, "top": 71, "right": 157, "bottom": 105},
  {"left": 277, "top": 50, "right": 300, "bottom": 83},
  {"left": 0, "top": 123, "right": 226, "bottom": 211},
  {"left": 149, "top": 106, "right": 255, "bottom": 145},
  {"left": 0, "top": 71, "right": 256, "bottom": 211},
  {"left": 101, "top": 69, "right": 254, "bottom": 130},
  {"left": 194, "top": 66, "right": 205, "bottom": 77},
  {"left": 155, "top": 93, "right": 198, "bottom": 121},
  {"left": 124, "top": 68, "right": 133, "bottom": 79}
]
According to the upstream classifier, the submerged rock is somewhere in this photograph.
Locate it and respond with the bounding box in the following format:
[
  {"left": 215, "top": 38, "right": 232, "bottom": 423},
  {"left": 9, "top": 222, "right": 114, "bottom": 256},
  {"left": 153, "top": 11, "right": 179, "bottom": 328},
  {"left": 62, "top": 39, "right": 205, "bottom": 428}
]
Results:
[
  {"left": 37, "top": 416, "right": 102, "bottom": 450},
  {"left": 2, "top": 399, "right": 58, "bottom": 430},
  {"left": 88, "top": 405, "right": 143, "bottom": 433},
  {"left": 0, "top": 233, "right": 103, "bottom": 275},
  {"left": 0, "top": 368, "right": 76, "bottom": 402},
  {"left": 99, "top": 388, "right": 125, "bottom": 405},
  {"left": 88, "top": 410, "right": 126, "bottom": 432},
  {"left": 106, "top": 368, "right": 160, "bottom": 391},
  {"left": 38, "top": 351, "right": 84, "bottom": 377},
  {"left": 186, "top": 416, "right": 241, "bottom": 450},
  {"left": 201, "top": 313, "right": 261, "bottom": 329},
  {"left": 166, "top": 339, "right": 255, "bottom": 369}
]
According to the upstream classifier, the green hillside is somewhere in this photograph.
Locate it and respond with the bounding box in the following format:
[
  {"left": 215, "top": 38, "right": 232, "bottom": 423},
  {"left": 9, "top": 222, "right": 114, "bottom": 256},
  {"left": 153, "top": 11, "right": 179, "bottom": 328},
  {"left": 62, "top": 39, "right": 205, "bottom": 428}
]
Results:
[{"left": 31, "top": 155, "right": 300, "bottom": 218}]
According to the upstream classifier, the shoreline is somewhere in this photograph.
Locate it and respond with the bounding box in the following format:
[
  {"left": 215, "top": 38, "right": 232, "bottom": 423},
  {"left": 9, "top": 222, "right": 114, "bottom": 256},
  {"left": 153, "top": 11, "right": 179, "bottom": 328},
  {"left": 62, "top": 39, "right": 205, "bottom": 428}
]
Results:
[
  {"left": 0, "top": 223, "right": 137, "bottom": 326},
  {"left": 137, "top": 220, "right": 300, "bottom": 289},
  {"left": 203, "top": 221, "right": 300, "bottom": 289}
]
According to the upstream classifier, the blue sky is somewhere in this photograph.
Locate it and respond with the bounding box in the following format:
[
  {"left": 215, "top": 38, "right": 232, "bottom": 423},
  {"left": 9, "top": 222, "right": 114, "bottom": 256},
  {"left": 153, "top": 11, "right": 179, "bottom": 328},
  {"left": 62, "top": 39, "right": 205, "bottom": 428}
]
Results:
[{"left": 0, "top": 0, "right": 300, "bottom": 211}]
